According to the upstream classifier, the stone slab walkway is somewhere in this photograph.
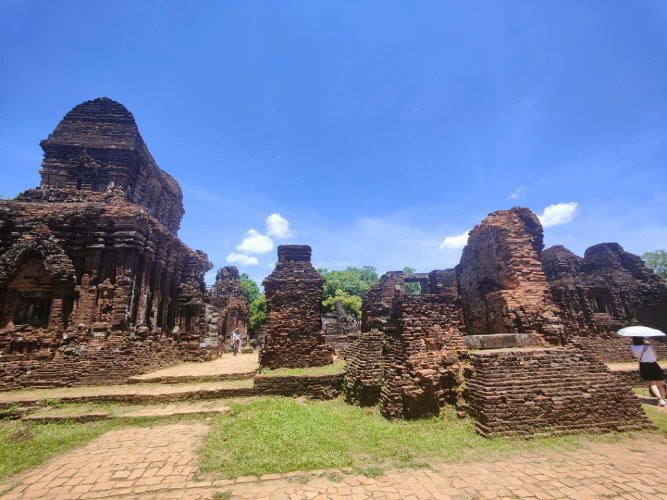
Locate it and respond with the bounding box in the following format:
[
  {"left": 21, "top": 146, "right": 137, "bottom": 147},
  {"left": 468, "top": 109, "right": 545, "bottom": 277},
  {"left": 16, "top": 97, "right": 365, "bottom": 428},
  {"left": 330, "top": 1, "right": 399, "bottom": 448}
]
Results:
[
  {"left": 0, "top": 423, "right": 208, "bottom": 499},
  {"left": 0, "top": 380, "right": 253, "bottom": 408},
  {"left": 22, "top": 402, "right": 231, "bottom": 422},
  {"left": 128, "top": 352, "right": 259, "bottom": 383},
  {"left": 2, "top": 423, "right": 667, "bottom": 499}
]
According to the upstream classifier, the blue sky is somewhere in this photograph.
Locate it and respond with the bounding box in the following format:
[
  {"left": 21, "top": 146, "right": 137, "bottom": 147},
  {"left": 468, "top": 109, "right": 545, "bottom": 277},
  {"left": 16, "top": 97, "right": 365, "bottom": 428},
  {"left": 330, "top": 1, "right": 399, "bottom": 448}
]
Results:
[{"left": 1, "top": 1, "right": 666, "bottom": 285}]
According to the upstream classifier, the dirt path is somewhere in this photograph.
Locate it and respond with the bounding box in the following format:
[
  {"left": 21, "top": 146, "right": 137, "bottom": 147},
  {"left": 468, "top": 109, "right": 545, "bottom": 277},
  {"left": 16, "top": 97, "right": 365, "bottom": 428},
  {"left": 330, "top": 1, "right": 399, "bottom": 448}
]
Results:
[{"left": 129, "top": 352, "right": 259, "bottom": 382}]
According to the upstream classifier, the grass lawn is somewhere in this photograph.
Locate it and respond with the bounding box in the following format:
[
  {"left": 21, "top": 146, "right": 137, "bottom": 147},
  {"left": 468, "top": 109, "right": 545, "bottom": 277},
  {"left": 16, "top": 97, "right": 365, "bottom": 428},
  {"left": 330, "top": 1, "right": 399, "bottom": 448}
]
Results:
[
  {"left": 259, "top": 358, "right": 346, "bottom": 377},
  {"left": 199, "top": 396, "right": 655, "bottom": 479},
  {"left": 2, "top": 395, "right": 666, "bottom": 484}
]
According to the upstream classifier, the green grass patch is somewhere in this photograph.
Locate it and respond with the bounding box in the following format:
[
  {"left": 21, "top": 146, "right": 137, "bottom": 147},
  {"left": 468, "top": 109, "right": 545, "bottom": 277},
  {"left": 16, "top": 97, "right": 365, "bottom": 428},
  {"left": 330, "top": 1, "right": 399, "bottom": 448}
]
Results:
[
  {"left": 642, "top": 404, "right": 667, "bottom": 432},
  {"left": 199, "top": 397, "right": 623, "bottom": 479},
  {"left": 259, "top": 359, "right": 345, "bottom": 377}
]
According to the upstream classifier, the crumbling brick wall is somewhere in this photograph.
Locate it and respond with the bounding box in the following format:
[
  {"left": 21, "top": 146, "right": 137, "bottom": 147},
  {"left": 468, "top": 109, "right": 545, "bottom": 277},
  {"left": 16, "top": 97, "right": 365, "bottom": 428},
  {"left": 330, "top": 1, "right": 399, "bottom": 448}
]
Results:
[
  {"left": 543, "top": 243, "right": 667, "bottom": 360},
  {"left": 346, "top": 270, "right": 466, "bottom": 417},
  {"left": 360, "top": 271, "right": 404, "bottom": 333},
  {"left": 456, "top": 207, "right": 565, "bottom": 344},
  {"left": 343, "top": 330, "right": 384, "bottom": 406},
  {"left": 0, "top": 330, "right": 184, "bottom": 390},
  {"left": 259, "top": 245, "right": 334, "bottom": 368},
  {"left": 380, "top": 291, "right": 466, "bottom": 419}
]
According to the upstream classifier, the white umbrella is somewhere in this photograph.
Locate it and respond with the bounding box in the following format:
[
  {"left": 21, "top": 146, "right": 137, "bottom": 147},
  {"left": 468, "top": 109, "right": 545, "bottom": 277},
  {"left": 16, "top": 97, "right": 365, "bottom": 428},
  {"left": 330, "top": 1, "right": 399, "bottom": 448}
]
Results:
[{"left": 617, "top": 325, "right": 666, "bottom": 337}]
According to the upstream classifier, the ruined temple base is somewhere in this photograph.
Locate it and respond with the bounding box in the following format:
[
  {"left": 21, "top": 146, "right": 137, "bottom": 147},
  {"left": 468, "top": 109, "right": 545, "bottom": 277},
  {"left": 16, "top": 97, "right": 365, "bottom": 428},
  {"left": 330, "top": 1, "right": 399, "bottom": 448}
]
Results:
[
  {"left": 575, "top": 335, "right": 667, "bottom": 363},
  {"left": 464, "top": 333, "right": 542, "bottom": 349},
  {"left": 259, "top": 335, "right": 334, "bottom": 369},
  {"left": 0, "top": 332, "right": 198, "bottom": 391},
  {"left": 465, "top": 346, "right": 652, "bottom": 437}
]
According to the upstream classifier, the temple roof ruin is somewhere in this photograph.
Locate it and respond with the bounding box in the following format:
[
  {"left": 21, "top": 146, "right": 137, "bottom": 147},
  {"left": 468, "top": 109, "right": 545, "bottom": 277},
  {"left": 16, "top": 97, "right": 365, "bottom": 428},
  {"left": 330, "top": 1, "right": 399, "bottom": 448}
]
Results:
[{"left": 36, "top": 97, "right": 183, "bottom": 233}]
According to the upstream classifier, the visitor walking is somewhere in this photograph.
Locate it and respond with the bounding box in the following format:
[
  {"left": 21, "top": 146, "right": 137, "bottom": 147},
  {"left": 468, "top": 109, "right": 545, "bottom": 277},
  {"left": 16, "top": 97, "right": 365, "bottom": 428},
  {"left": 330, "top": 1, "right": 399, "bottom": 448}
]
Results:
[
  {"left": 232, "top": 329, "right": 241, "bottom": 356},
  {"left": 631, "top": 336, "right": 666, "bottom": 407}
]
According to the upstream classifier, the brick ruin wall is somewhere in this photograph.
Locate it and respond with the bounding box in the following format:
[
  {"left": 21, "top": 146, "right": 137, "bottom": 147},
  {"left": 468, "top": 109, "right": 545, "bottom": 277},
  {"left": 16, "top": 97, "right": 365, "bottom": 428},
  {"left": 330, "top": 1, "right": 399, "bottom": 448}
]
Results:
[
  {"left": 0, "top": 330, "right": 186, "bottom": 390},
  {"left": 344, "top": 207, "right": 656, "bottom": 437},
  {"left": 380, "top": 291, "right": 466, "bottom": 419},
  {"left": 346, "top": 270, "right": 466, "bottom": 417},
  {"left": 346, "top": 273, "right": 402, "bottom": 407},
  {"left": 259, "top": 245, "right": 334, "bottom": 369},
  {"left": 542, "top": 243, "right": 667, "bottom": 361},
  {"left": 0, "top": 98, "right": 222, "bottom": 390},
  {"left": 343, "top": 330, "right": 384, "bottom": 406},
  {"left": 456, "top": 207, "right": 565, "bottom": 344},
  {"left": 360, "top": 271, "right": 404, "bottom": 333},
  {"left": 465, "top": 348, "right": 651, "bottom": 437}
]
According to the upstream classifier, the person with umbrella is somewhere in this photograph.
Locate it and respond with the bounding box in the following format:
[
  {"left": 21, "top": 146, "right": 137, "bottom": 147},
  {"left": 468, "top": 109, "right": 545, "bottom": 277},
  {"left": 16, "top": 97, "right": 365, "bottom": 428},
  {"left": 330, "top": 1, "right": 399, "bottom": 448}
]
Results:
[{"left": 620, "top": 326, "right": 667, "bottom": 407}]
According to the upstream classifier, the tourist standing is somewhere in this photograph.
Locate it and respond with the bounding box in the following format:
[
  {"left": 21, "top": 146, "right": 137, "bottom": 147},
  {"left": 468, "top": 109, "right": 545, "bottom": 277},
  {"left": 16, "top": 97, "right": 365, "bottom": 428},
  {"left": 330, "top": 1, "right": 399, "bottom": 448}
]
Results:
[
  {"left": 632, "top": 336, "right": 666, "bottom": 407},
  {"left": 232, "top": 329, "right": 241, "bottom": 356}
]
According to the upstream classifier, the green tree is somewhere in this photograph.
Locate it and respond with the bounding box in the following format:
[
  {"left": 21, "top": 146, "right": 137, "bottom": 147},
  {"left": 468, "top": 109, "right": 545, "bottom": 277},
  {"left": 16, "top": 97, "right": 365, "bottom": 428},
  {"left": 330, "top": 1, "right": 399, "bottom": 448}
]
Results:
[
  {"left": 240, "top": 273, "right": 261, "bottom": 304},
  {"left": 322, "top": 289, "right": 363, "bottom": 317},
  {"left": 403, "top": 266, "right": 421, "bottom": 295},
  {"left": 642, "top": 250, "right": 667, "bottom": 280},
  {"left": 318, "top": 266, "right": 380, "bottom": 299},
  {"left": 249, "top": 294, "right": 267, "bottom": 332},
  {"left": 317, "top": 266, "right": 378, "bottom": 319}
]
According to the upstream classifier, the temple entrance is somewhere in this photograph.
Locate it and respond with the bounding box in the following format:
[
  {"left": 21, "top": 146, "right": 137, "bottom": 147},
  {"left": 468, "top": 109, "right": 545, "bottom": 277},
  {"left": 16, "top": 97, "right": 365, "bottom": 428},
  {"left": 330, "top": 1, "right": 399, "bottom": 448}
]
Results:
[
  {"left": 2, "top": 256, "right": 58, "bottom": 330},
  {"left": 14, "top": 291, "right": 52, "bottom": 327}
]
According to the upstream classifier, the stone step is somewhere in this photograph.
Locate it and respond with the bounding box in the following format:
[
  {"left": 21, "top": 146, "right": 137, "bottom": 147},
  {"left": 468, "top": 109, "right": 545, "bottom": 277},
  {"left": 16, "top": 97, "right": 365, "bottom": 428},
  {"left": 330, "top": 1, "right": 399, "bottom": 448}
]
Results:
[{"left": 126, "top": 371, "right": 257, "bottom": 385}]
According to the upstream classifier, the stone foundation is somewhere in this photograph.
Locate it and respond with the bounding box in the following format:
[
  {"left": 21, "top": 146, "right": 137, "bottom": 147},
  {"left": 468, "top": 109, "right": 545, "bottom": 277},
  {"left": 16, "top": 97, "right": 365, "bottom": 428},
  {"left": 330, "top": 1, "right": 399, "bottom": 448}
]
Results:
[
  {"left": 253, "top": 373, "right": 343, "bottom": 399},
  {"left": 0, "top": 330, "right": 198, "bottom": 390},
  {"left": 465, "top": 347, "right": 651, "bottom": 437}
]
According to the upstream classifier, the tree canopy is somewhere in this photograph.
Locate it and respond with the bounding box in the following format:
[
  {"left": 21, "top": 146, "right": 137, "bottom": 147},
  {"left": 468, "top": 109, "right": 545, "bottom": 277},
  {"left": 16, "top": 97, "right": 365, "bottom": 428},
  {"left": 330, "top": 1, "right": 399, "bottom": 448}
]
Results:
[
  {"left": 249, "top": 293, "right": 267, "bottom": 332},
  {"left": 322, "top": 289, "right": 363, "bottom": 317},
  {"left": 317, "top": 266, "right": 379, "bottom": 318},
  {"left": 317, "top": 266, "right": 380, "bottom": 299},
  {"left": 403, "top": 266, "right": 421, "bottom": 295},
  {"left": 642, "top": 250, "right": 667, "bottom": 280},
  {"left": 240, "top": 273, "right": 261, "bottom": 304},
  {"left": 239, "top": 273, "right": 266, "bottom": 332}
]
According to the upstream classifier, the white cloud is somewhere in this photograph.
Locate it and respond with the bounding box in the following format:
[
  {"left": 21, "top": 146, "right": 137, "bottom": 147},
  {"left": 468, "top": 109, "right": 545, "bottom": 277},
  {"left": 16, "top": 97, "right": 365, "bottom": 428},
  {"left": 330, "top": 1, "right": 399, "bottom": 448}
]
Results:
[
  {"left": 236, "top": 229, "right": 274, "bottom": 254},
  {"left": 439, "top": 230, "right": 470, "bottom": 250},
  {"left": 539, "top": 202, "right": 579, "bottom": 228},
  {"left": 508, "top": 185, "right": 524, "bottom": 200},
  {"left": 266, "top": 213, "right": 293, "bottom": 239},
  {"left": 226, "top": 252, "right": 259, "bottom": 266}
]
